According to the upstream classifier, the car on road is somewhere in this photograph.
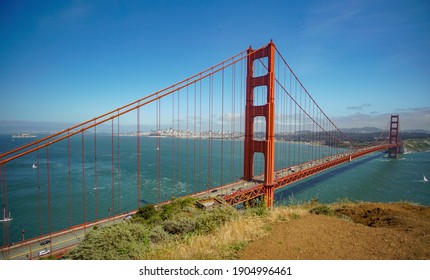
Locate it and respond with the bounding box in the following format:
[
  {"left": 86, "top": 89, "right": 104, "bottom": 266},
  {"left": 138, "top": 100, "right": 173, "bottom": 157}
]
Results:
[
  {"left": 40, "top": 240, "right": 50, "bottom": 246},
  {"left": 123, "top": 214, "right": 132, "bottom": 221},
  {"left": 38, "top": 248, "right": 50, "bottom": 256}
]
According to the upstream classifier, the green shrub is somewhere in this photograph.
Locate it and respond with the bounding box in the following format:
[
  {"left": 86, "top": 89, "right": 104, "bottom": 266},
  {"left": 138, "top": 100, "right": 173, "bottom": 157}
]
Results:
[
  {"left": 149, "top": 225, "right": 170, "bottom": 243},
  {"left": 290, "top": 213, "right": 301, "bottom": 220},
  {"left": 195, "top": 207, "right": 235, "bottom": 234},
  {"left": 309, "top": 205, "right": 334, "bottom": 216},
  {"left": 163, "top": 218, "right": 198, "bottom": 235},
  {"left": 136, "top": 204, "right": 157, "bottom": 220},
  {"left": 245, "top": 203, "right": 268, "bottom": 217},
  {"left": 178, "top": 197, "right": 196, "bottom": 208},
  {"left": 160, "top": 203, "right": 176, "bottom": 220},
  {"left": 68, "top": 223, "right": 151, "bottom": 260}
]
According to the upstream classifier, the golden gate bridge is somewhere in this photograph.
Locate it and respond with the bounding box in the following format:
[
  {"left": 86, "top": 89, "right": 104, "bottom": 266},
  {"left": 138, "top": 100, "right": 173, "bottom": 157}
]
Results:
[{"left": 0, "top": 41, "right": 400, "bottom": 259}]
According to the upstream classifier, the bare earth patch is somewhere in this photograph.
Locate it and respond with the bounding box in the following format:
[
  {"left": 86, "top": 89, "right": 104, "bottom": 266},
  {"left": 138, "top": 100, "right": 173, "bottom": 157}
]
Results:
[{"left": 238, "top": 202, "right": 430, "bottom": 260}]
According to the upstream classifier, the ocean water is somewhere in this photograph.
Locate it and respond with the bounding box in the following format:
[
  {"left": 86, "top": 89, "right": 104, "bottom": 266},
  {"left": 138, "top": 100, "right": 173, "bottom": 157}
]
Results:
[{"left": 1, "top": 134, "right": 429, "bottom": 246}]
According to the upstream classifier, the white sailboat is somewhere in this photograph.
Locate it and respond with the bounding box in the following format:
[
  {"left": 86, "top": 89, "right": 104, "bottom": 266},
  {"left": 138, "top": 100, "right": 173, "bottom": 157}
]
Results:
[
  {"left": 424, "top": 174, "right": 428, "bottom": 182},
  {"left": 32, "top": 162, "right": 38, "bottom": 169},
  {"left": 0, "top": 208, "right": 13, "bottom": 222}
]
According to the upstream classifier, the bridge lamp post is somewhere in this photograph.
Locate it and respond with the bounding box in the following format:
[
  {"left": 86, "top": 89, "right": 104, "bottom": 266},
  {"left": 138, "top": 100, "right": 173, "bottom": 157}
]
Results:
[{"left": 21, "top": 229, "right": 25, "bottom": 242}]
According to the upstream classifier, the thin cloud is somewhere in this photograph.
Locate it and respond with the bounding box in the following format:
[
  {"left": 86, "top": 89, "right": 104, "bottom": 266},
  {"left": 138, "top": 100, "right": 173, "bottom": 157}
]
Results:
[
  {"left": 39, "top": 2, "right": 91, "bottom": 30},
  {"left": 395, "top": 107, "right": 430, "bottom": 112},
  {"left": 346, "top": 103, "right": 371, "bottom": 111},
  {"left": 303, "top": 1, "right": 366, "bottom": 37}
]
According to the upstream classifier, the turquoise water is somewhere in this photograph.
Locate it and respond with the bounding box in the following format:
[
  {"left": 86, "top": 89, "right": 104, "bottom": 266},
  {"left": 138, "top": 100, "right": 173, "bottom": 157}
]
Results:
[
  {"left": 1, "top": 134, "right": 429, "bottom": 246},
  {"left": 275, "top": 151, "right": 430, "bottom": 206}
]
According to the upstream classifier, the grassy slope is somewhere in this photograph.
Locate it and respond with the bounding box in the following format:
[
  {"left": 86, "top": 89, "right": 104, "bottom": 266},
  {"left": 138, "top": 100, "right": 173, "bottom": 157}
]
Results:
[
  {"left": 66, "top": 197, "right": 310, "bottom": 260},
  {"left": 65, "top": 198, "right": 429, "bottom": 260}
]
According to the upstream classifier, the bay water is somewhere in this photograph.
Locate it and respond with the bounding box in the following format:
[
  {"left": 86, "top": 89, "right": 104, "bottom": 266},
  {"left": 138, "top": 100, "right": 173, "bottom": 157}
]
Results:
[{"left": 1, "top": 134, "right": 429, "bottom": 246}]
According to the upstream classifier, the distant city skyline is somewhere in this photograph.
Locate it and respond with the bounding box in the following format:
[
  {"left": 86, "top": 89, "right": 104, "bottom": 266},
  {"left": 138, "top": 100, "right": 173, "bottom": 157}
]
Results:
[{"left": 1, "top": 1, "right": 429, "bottom": 130}]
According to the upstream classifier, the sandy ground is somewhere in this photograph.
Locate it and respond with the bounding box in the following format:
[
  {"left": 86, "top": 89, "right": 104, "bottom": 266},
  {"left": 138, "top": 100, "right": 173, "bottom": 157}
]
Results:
[{"left": 238, "top": 202, "right": 430, "bottom": 260}]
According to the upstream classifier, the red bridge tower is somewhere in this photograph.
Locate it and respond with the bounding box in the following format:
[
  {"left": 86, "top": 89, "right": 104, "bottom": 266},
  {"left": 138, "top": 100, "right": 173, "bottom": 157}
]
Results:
[
  {"left": 388, "top": 114, "right": 400, "bottom": 158},
  {"left": 243, "top": 41, "right": 276, "bottom": 208}
]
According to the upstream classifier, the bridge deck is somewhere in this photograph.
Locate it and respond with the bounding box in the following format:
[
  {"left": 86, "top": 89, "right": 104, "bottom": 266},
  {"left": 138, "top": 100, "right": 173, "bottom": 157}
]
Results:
[{"left": 196, "top": 144, "right": 395, "bottom": 206}]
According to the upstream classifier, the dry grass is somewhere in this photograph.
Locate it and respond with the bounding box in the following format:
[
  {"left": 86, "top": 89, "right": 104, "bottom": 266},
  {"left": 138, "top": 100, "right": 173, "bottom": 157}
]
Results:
[
  {"left": 67, "top": 197, "right": 318, "bottom": 260},
  {"left": 145, "top": 206, "right": 309, "bottom": 260}
]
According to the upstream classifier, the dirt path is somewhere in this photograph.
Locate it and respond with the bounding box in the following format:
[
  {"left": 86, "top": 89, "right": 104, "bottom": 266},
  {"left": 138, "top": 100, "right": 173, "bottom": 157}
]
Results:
[{"left": 238, "top": 202, "right": 430, "bottom": 260}]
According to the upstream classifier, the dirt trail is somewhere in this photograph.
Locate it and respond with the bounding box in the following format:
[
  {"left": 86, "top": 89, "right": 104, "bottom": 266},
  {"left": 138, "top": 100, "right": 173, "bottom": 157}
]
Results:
[{"left": 238, "top": 202, "right": 430, "bottom": 260}]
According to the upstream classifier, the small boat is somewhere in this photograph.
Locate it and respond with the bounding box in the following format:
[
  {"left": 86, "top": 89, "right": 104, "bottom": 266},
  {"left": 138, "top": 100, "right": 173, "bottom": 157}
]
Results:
[
  {"left": 32, "top": 162, "right": 38, "bottom": 169},
  {"left": 424, "top": 174, "right": 428, "bottom": 182},
  {"left": 0, "top": 208, "right": 13, "bottom": 223}
]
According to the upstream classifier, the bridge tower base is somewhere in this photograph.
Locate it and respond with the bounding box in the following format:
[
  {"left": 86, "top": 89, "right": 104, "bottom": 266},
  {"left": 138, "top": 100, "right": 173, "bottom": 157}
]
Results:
[{"left": 243, "top": 41, "right": 276, "bottom": 208}]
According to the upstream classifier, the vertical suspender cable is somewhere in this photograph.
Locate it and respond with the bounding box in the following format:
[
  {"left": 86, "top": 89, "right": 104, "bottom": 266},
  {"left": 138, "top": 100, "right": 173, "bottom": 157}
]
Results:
[
  {"left": 319, "top": 110, "right": 322, "bottom": 159},
  {"left": 278, "top": 58, "right": 282, "bottom": 169},
  {"left": 231, "top": 62, "right": 236, "bottom": 182},
  {"left": 280, "top": 63, "right": 284, "bottom": 169},
  {"left": 171, "top": 91, "right": 175, "bottom": 197},
  {"left": 1, "top": 163, "right": 9, "bottom": 246},
  {"left": 240, "top": 58, "right": 243, "bottom": 171},
  {"left": 208, "top": 73, "right": 213, "bottom": 189},
  {"left": 137, "top": 103, "right": 141, "bottom": 208},
  {"left": 156, "top": 98, "right": 161, "bottom": 202},
  {"left": 177, "top": 89, "right": 180, "bottom": 195},
  {"left": 0, "top": 163, "right": 3, "bottom": 212},
  {"left": 298, "top": 87, "right": 302, "bottom": 164},
  {"left": 312, "top": 102, "right": 315, "bottom": 161},
  {"left": 289, "top": 71, "right": 292, "bottom": 167},
  {"left": 67, "top": 133, "right": 72, "bottom": 228},
  {"left": 304, "top": 90, "right": 307, "bottom": 160},
  {"left": 199, "top": 78, "right": 202, "bottom": 189},
  {"left": 294, "top": 79, "right": 297, "bottom": 165},
  {"left": 0, "top": 165, "right": 4, "bottom": 246},
  {"left": 47, "top": 146, "right": 52, "bottom": 241},
  {"left": 94, "top": 122, "right": 98, "bottom": 220},
  {"left": 193, "top": 83, "right": 197, "bottom": 193},
  {"left": 37, "top": 149, "right": 42, "bottom": 234},
  {"left": 81, "top": 132, "right": 86, "bottom": 231},
  {"left": 111, "top": 119, "right": 115, "bottom": 216},
  {"left": 117, "top": 113, "right": 121, "bottom": 213},
  {"left": 186, "top": 83, "right": 189, "bottom": 192},
  {"left": 221, "top": 67, "right": 224, "bottom": 185}
]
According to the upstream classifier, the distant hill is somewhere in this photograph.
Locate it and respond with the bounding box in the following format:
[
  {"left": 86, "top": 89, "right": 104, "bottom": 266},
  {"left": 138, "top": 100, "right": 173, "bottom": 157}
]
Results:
[
  {"left": 342, "top": 127, "right": 430, "bottom": 134},
  {"left": 402, "top": 129, "right": 430, "bottom": 134},
  {"left": 340, "top": 127, "right": 384, "bottom": 133}
]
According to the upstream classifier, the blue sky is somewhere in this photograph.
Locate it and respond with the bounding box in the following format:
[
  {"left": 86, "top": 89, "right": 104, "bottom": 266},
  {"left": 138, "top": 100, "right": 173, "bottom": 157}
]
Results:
[{"left": 1, "top": 0, "right": 429, "bottom": 130}]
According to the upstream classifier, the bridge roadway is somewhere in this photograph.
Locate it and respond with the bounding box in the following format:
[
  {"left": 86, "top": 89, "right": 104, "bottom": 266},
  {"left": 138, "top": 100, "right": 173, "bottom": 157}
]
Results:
[
  {"left": 0, "top": 213, "right": 131, "bottom": 260},
  {"left": 221, "top": 143, "right": 395, "bottom": 206},
  {"left": 0, "top": 144, "right": 393, "bottom": 260}
]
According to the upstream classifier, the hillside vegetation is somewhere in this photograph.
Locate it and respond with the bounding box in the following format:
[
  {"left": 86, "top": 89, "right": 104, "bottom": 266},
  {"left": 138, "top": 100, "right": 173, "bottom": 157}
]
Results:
[
  {"left": 67, "top": 197, "right": 265, "bottom": 259},
  {"left": 403, "top": 138, "right": 430, "bottom": 152},
  {"left": 65, "top": 198, "right": 430, "bottom": 260}
]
